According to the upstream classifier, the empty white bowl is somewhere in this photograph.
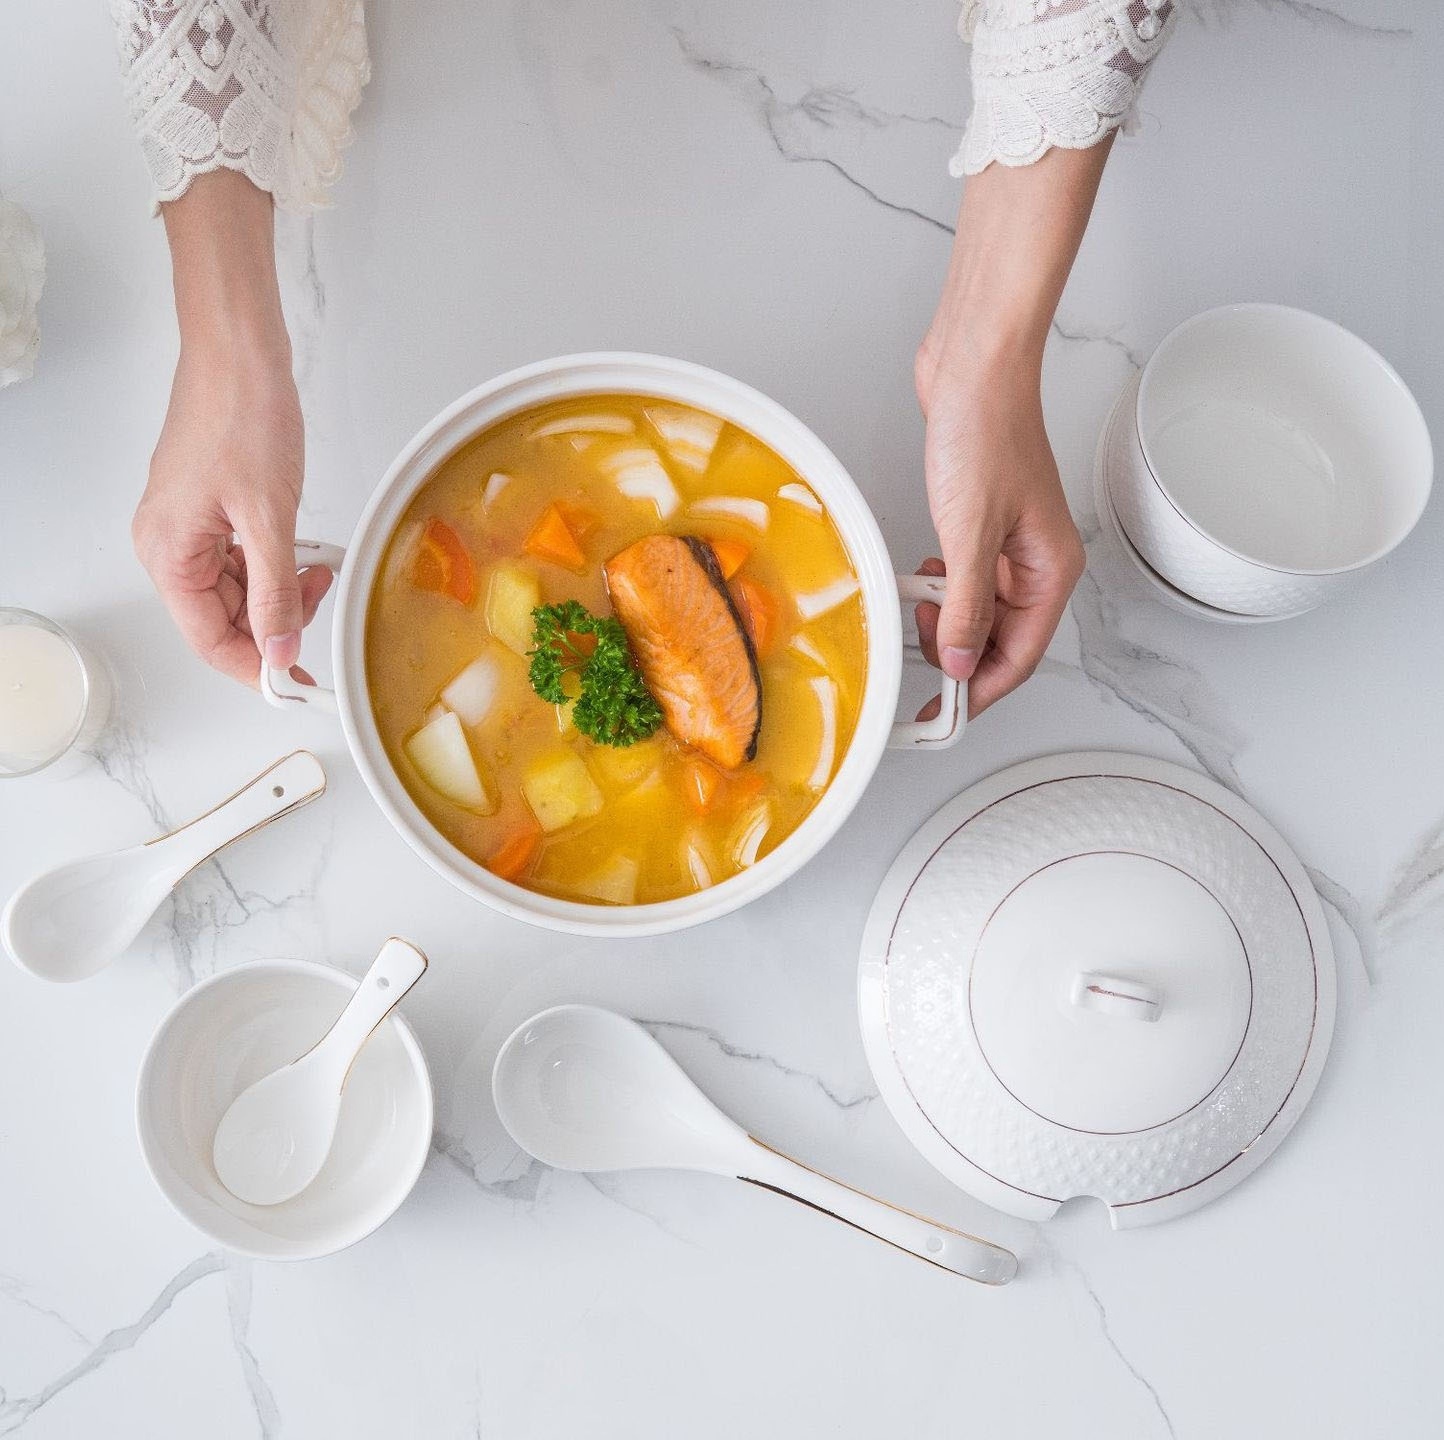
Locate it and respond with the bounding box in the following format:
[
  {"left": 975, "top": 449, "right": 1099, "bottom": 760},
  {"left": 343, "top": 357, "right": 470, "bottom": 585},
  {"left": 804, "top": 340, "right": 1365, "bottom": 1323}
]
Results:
[
  {"left": 136, "top": 958, "right": 433, "bottom": 1260},
  {"left": 1093, "top": 375, "right": 1310, "bottom": 624},
  {"left": 1105, "top": 304, "right": 1432, "bottom": 616}
]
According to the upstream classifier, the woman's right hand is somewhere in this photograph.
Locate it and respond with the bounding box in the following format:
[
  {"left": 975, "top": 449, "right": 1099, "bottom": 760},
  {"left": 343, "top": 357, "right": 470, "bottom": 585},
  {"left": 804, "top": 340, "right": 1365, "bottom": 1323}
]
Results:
[
  {"left": 907, "top": 142, "right": 1115, "bottom": 716},
  {"left": 133, "top": 343, "right": 331, "bottom": 686},
  {"left": 134, "top": 170, "right": 330, "bottom": 687}
]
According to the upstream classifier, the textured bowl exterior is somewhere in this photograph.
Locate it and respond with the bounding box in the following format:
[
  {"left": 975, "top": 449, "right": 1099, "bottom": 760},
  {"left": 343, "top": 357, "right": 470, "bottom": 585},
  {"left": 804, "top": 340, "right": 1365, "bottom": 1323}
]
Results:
[
  {"left": 1090, "top": 397, "right": 1308, "bottom": 625},
  {"left": 1103, "top": 374, "right": 1337, "bottom": 616},
  {"left": 858, "top": 752, "right": 1337, "bottom": 1228}
]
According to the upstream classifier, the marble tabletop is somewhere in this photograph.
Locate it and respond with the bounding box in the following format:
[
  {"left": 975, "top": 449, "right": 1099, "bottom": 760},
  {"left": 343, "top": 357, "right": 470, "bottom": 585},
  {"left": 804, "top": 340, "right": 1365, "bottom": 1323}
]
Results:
[{"left": 2, "top": 2, "right": 1440, "bottom": 1436}]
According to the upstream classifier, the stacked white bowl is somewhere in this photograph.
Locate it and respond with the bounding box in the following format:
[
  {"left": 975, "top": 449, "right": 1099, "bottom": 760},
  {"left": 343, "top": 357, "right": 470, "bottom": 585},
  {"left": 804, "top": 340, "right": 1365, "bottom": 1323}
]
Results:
[{"left": 1094, "top": 305, "right": 1432, "bottom": 623}]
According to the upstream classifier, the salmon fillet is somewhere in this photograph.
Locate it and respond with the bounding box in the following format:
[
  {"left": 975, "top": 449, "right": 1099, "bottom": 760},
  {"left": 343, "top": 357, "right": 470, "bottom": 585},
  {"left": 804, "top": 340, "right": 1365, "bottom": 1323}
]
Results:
[{"left": 605, "top": 535, "right": 762, "bottom": 769}]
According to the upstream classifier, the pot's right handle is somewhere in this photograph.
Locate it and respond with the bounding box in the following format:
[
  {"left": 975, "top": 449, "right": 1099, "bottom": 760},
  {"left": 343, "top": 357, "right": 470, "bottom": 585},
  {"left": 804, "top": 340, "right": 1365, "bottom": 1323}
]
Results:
[
  {"left": 889, "top": 573, "right": 966, "bottom": 751},
  {"left": 259, "top": 540, "right": 346, "bottom": 715}
]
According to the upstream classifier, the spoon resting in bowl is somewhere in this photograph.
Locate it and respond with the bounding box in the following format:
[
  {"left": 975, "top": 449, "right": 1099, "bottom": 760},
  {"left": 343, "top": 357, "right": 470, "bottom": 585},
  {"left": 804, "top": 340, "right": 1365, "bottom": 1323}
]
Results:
[
  {"left": 492, "top": 1004, "right": 1017, "bottom": 1284},
  {"left": 212, "top": 937, "right": 428, "bottom": 1207}
]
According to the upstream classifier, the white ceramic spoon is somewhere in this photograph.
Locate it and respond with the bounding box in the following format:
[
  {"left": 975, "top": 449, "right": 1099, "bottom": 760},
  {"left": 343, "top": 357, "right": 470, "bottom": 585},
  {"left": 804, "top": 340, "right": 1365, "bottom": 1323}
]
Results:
[
  {"left": 1, "top": 751, "right": 327, "bottom": 983},
  {"left": 493, "top": 1005, "right": 1018, "bottom": 1285},
  {"left": 212, "top": 937, "right": 428, "bottom": 1207}
]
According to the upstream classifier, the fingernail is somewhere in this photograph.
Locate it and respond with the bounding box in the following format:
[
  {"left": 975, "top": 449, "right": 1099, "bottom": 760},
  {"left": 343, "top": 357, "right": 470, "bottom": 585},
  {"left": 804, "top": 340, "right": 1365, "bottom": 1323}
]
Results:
[
  {"left": 942, "top": 645, "right": 981, "bottom": 681},
  {"left": 264, "top": 632, "right": 300, "bottom": 669}
]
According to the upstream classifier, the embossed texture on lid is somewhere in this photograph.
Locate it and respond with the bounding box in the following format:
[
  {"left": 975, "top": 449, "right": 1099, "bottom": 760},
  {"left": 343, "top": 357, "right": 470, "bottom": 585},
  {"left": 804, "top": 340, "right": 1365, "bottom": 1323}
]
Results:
[{"left": 858, "top": 753, "right": 1336, "bottom": 1228}]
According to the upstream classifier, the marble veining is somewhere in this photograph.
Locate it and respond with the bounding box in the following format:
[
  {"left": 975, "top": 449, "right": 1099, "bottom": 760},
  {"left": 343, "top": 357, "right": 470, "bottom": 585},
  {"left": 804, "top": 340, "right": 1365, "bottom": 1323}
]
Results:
[
  {"left": 0, "top": 1255, "right": 227, "bottom": 1435},
  {"left": 674, "top": 28, "right": 962, "bottom": 237},
  {"left": 637, "top": 1017, "right": 879, "bottom": 1112},
  {"left": 1030, "top": 1225, "right": 1180, "bottom": 1440},
  {"left": 1221, "top": 1, "right": 1412, "bottom": 39}
]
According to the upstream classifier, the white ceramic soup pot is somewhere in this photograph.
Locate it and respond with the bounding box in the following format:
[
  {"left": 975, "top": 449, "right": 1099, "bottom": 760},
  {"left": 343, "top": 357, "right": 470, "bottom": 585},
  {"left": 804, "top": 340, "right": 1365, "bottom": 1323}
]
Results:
[
  {"left": 261, "top": 353, "right": 964, "bottom": 936},
  {"left": 1105, "top": 304, "right": 1432, "bottom": 617}
]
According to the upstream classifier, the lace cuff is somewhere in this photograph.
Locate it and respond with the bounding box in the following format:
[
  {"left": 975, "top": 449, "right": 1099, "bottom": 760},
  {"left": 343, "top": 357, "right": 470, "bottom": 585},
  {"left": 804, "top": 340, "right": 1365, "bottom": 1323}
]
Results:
[
  {"left": 111, "top": 0, "right": 369, "bottom": 213},
  {"left": 952, "top": 0, "right": 1176, "bottom": 176}
]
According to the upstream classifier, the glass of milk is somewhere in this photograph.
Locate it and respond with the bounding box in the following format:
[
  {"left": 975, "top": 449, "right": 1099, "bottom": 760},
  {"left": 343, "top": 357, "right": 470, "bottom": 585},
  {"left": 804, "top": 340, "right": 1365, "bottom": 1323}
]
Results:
[{"left": 0, "top": 609, "right": 111, "bottom": 778}]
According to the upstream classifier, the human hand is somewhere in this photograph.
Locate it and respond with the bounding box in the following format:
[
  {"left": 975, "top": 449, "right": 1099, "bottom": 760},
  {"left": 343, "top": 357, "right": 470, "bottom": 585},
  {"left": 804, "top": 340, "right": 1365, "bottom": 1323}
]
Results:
[
  {"left": 911, "top": 342, "right": 1083, "bottom": 717},
  {"left": 908, "top": 143, "right": 1112, "bottom": 717},
  {"left": 133, "top": 347, "right": 331, "bottom": 686},
  {"left": 134, "top": 170, "right": 330, "bottom": 687}
]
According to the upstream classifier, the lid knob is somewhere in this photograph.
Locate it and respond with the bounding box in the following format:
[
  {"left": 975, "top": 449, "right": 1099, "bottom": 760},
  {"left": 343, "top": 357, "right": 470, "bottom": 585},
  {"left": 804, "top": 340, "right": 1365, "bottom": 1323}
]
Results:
[{"left": 1070, "top": 972, "right": 1162, "bottom": 1023}]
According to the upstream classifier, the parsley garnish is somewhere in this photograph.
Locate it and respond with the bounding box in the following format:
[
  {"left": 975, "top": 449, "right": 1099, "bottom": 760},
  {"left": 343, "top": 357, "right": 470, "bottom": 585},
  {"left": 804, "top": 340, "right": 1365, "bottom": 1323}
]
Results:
[{"left": 528, "top": 601, "right": 663, "bottom": 747}]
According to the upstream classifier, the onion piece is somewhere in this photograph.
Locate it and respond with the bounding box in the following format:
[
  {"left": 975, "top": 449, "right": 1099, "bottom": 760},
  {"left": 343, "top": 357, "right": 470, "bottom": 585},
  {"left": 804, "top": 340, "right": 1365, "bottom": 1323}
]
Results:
[
  {"left": 685, "top": 839, "right": 713, "bottom": 891},
  {"left": 531, "top": 413, "right": 635, "bottom": 439},
  {"left": 789, "top": 634, "right": 826, "bottom": 669},
  {"left": 440, "top": 653, "right": 502, "bottom": 727},
  {"left": 688, "top": 496, "right": 770, "bottom": 532},
  {"left": 645, "top": 405, "right": 723, "bottom": 471},
  {"left": 732, "top": 800, "right": 772, "bottom": 869},
  {"left": 778, "top": 481, "right": 822, "bottom": 514},
  {"left": 807, "top": 676, "right": 839, "bottom": 792},
  {"left": 483, "top": 472, "right": 513, "bottom": 508},
  {"left": 600, "top": 446, "right": 680, "bottom": 520},
  {"left": 795, "top": 575, "right": 861, "bottom": 620},
  {"left": 381, "top": 519, "right": 424, "bottom": 593}
]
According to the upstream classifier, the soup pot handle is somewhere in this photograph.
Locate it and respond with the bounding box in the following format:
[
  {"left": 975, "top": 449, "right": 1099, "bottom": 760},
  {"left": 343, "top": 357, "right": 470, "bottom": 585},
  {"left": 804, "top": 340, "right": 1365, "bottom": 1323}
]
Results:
[
  {"left": 889, "top": 574, "right": 966, "bottom": 750},
  {"left": 259, "top": 540, "right": 347, "bottom": 715}
]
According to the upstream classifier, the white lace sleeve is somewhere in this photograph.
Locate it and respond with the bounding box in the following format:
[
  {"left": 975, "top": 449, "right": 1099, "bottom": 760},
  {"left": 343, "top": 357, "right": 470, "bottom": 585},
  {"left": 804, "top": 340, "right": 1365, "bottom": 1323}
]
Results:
[
  {"left": 952, "top": 0, "right": 1176, "bottom": 176},
  {"left": 111, "top": 0, "right": 369, "bottom": 212}
]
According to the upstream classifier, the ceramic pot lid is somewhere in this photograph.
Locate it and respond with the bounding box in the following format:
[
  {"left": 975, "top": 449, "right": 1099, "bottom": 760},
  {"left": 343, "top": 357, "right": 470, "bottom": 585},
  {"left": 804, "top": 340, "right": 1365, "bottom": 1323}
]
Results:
[{"left": 858, "top": 752, "right": 1335, "bottom": 1228}]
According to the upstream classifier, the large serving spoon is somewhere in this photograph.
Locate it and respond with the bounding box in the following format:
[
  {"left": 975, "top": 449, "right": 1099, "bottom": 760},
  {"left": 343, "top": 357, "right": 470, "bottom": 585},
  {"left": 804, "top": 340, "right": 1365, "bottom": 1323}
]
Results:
[
  {"left": 1, "top": 751, "right": 327, "bottom": 983},
  {"left": 212, "top": 936, "right": 428, "bottom": 1206},
  {"left": 492, "top": 1005, "right": 1017, "bottom": 1285}
]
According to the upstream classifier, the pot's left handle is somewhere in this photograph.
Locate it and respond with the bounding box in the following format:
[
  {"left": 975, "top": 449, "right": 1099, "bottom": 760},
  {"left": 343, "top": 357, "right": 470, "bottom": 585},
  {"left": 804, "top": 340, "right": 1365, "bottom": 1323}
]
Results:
[
  {"left": 259, "top": 540, "right": 347, "bottom": 715},
  {"left": 889, "top": 573, "right": 965, "bottom": 751}
]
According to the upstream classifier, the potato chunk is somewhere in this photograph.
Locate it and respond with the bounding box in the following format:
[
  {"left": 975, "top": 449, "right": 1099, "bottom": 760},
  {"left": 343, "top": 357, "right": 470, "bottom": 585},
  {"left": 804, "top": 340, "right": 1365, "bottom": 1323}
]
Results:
[
  {"left": 486, "top": 562, "right": 542, "bottom": 656},
  {"left": 405, "top": 711, "right": 495, "bottom": 812},
  {"left": 574, "top": 854, "right": 639, "bottom": 905},
  {"left": 522, "top": 750, "right": 605, "bottom": 833}
]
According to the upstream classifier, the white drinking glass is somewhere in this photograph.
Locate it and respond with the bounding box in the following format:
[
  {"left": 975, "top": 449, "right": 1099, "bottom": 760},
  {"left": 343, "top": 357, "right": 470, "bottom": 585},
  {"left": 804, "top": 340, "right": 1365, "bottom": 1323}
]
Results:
[{"left": 0, "top": 608, "right": 112, "bottom": 779}]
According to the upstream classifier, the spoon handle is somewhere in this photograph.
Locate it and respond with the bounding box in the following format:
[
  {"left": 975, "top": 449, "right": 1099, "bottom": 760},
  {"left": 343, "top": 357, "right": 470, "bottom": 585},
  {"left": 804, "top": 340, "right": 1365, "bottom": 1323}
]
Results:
[
  {"left": 148, "top": 751, "right": 327, "bottom": 883},
  {"left": 306, "top": 938, "right": 428, "bottom": 1087},
  {"left": 738, "top": 1137, "right": 1017, "bottom": 1285}
]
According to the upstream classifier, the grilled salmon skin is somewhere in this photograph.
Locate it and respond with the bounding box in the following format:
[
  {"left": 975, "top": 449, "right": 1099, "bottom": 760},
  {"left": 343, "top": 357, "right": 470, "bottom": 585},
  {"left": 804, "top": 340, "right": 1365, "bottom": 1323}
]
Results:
[{"left": 605, "top": 535, "right": 762, "bottom": 768}]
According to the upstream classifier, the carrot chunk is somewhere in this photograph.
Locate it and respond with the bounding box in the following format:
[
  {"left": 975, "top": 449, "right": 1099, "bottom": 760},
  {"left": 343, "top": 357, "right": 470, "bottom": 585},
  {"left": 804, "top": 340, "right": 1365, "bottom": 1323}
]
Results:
[
  {"left": 412, "top": 519, "right": 476, "bottom": 605},
  {"left": 708, "top": 537, "right": 750, "bottom": 580},
  {"left": 728, "top": 769, "right": 767, "bottom": 802},
  {"left": 556, "top": 501, "right": 601, "bottom": 541},
  {"left": 733, "top": 578, "right": 780, "bottom": 658},
  {"left": 524, "top": 503, "right": 588, "bottom": 571},
  {"left": 487, "top": 827, "right": 541, "bottom": 882}
]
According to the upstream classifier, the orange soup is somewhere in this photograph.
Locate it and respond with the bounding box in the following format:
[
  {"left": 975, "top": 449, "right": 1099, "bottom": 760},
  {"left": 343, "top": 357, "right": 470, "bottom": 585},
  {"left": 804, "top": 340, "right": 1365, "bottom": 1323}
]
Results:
[{"left": 365, "top": 396, "right": 868, "bottom": 906}]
